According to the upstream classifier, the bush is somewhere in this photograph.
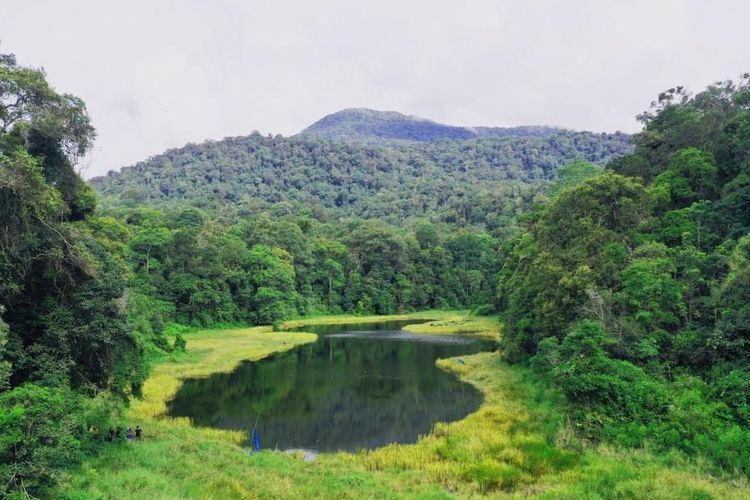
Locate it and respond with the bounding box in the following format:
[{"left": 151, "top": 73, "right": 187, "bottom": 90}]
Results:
[
  {"left": 173, "top": 334, "right": 187, "bottom": 352},
  {"left": 471, "top": 303, "right": 496, "bottom": 316},
  {"left": 463, "top": 459, "right": 523, "bottom": 493},
  {"left": 0, "top": 384, "right": 116, "bottom": 497}
]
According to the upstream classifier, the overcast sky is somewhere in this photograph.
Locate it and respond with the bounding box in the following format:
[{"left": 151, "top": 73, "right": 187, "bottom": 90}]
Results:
[{"left": 1, "top": 0, "right": 749, "bottom": 178}]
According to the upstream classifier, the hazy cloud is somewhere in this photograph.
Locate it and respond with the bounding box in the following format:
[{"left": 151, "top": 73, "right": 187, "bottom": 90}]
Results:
[{"left": 1, "top": 0, "right": 748, "bottom": 177}]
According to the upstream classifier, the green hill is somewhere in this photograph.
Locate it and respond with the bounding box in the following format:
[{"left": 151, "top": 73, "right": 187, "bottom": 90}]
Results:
[{"left": 90, "top": 119, "right": 632, "bottom": 224}]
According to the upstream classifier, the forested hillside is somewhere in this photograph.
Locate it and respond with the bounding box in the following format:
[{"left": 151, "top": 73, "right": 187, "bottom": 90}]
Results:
[
  {"left": 84, "top": 109, "right": 631, "bottom": 337},
  {"left": 498, "top": 75, "right": 750, "bottom": 473},
  {"left": 90, "top": 125, "right": 632, "bottom": 225}
]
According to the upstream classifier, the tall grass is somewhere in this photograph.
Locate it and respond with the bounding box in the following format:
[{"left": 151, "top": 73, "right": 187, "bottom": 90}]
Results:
[
  {"left": 279, "top": 310, "right": 460, "bottom": 329},
  {"left": 402, "top": 316, "right": 500, "bottom": 339},
  {"left": 131, "top": 326, "right": 316, "bottom": 444}
]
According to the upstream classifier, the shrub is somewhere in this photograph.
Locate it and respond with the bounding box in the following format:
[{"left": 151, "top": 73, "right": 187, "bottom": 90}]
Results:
[
  {"left": 173, "top": 334, "right": 187, "bottom": 352},
  {"left": 0, "top": 384, "right": 116, "bottom": 497}
]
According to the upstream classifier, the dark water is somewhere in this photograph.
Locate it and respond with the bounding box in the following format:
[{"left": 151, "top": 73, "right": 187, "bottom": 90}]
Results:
[{"left": 166, "top": 320, "right": 495, "bottom": 452}]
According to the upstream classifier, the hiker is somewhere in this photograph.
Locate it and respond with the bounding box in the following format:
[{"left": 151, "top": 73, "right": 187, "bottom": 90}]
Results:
[
  {"left": 135, "top": 426, "right": 143, "bottom": 439},
  {"left": 115, "top": 427, "right": 122, "bottom": 440},
  {"left": 126, "top": 427, "right": 134, "bottom": 441},
  {"left": 107, "top": 427, "right": 115, "bottom": 442}
]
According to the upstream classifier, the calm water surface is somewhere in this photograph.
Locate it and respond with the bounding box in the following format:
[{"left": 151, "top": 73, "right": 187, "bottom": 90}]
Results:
[{"left": 167, "top": 321, "right": 495, "bottom": 452}]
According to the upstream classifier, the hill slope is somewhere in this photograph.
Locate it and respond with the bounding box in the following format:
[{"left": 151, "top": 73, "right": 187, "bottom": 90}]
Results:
[
  {"left": 299, "top": 108, "right": 565, "bottom": 142},
  {"left": 90, "top": 128, "right": 632, "bottom": 224}
]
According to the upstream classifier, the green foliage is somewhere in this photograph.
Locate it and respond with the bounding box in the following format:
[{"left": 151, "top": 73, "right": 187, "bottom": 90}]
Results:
[
  {"left": 498, "top": 75, "right": 750, "bottom": 475},
  {"left": 717, "top": 109, "right": 750, "bottom": 180},
  {"left": 533, "top": 321, "right": 668, "bottom": 433},
  {"left": 0, "top": 51, "right": 146, "bottom": 395},
  {"left": 712, "top": 234, "right": 750, "bottom": 360},
  {"left": 0, "top": 384, "right": 117, "bottom": 498},
  {"left": 547, "top": 160, "right": 603, "bottom": 196},
  {"left": 173, "top": 334, "right": 187, "bottom": 352},
  {"left": 650, "top": 148, "right": 718, "bottom": 211},
  {"left": 498, "top": 172, "right": 650, "bottom": 359},
  {"left": 0, "top": 49, "right": 145, "bottom": 497},
  {"left": 91, "top": 126, "right": 631, "bottom": 228},
  {"left": 107, "top": 204, "right": 506, "bottom": 328},
  {"left": 0, "top": 309, "right": 11, "bottom": 391}
]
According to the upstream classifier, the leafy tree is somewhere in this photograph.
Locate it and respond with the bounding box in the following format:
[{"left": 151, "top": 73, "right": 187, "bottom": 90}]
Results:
[
  {"left": 711, "top": 234, "right": 750, "bottom": 360},
  {"left": 498, "top": 75, "right": 750, "bottom": 473},
  {"left": 0, "top": 50, "right": 144, "bottom": 394},
  {"left": 499, "top": 173, "right": 649, "bottom": 358},
  {"left": 650, "top": 148, "right": 718, "bottom": 211},
  {"left": 244, "top": 245, "right": 298, "bottom": 323},
  {"left": 0, "top": 384, "right": 115, "bottom": 497},
  {"left": 547, "top": 160, "right": 603, "bottom": 196},
  {"left": 0, "top": 49, "right": 145, "bottom": 497},
  {"left": 0, "top": 309, "right": 10, "bottom": 390}
]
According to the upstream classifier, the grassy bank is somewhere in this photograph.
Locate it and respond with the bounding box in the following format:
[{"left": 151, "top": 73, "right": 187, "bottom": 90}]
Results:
[
  {"left": 279, "top": 310, "right": 462, "bottom": 329},
  {"left": 281, "top": 310, "right": 501, "bottom": 340},
  {"left": 58, "top": 314, "right": 749, "bottom": 498},
  {"left": 132, "top": 326, "right": 317, "bottom": 443}
]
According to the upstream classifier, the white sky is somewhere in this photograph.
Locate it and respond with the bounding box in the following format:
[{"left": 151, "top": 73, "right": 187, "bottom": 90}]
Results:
[{"left": 1, "top": 0, "right": 748, "bottom": 178}]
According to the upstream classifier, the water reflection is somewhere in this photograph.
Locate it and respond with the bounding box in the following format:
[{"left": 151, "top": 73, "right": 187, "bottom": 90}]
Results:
[{"left": 167, "top": 321, "right": 494, "bottom": 452}]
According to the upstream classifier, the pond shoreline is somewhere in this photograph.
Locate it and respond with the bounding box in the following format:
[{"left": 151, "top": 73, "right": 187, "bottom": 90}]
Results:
[
  {"left": 58, "top": 311, "right": 750, "bottom": 498},
  {"left": 166, "top": 318, "right": 494, "bottom": 452}
]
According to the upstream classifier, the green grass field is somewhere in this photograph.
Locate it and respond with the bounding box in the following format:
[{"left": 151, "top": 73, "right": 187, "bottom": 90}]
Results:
[{"left": 57, "top": 313, "right": 749, "bottom": 498}]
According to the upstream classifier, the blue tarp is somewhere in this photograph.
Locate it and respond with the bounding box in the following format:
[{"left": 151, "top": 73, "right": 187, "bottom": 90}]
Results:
[{"left": 252, "top": 429, "right": 261, "bottom": 451}]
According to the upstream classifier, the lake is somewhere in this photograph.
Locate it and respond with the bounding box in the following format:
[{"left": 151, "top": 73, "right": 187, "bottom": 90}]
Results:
[{"left": 166, "top": 320, "right": 495, "bottom": 453}]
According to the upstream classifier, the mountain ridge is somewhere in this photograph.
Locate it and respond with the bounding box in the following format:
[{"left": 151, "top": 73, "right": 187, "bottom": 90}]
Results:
[{"left": 298, "top": 107, "right": 571, "bottom": 142}]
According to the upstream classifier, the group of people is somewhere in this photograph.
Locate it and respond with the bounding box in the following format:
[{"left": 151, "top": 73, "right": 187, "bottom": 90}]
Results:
[{"left": 103, "top": 426, "right": 143, "bottom": 442}]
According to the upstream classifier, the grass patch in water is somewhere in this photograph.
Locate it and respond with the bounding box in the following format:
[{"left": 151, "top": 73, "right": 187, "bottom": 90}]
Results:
[
  {"left": 402, "top": 315, "right": 500, "bottom": 340},
  {"left": 283, "top": 310, "right": 500, "bottom": 340},
  {"left": 279, "top": 309, "right": 459, "bottom": 330}
]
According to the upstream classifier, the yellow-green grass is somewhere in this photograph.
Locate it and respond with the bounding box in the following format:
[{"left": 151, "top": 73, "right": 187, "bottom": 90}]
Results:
[
  {"left": 58, "top": 315, "right": 750, "bottom": 499},
  {"left": 131, "top": 326, "right": 316, "bottom": 444},
  {"left": 280, "top": 309, "right": 460, "bottom": 329},
  {"left": 402, "top": 315, "right": 500, "bottom": 340},
  {"left": 282, "top": 310, "right": 500, "bottom": 340}
]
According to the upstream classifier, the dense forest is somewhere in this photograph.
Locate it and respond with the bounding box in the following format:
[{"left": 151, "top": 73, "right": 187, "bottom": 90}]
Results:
[
  {"left": 0, "top": 51, "right": 147, "bottom": 496},
  {"left": 3, "top": 43, "right": 750, "bottom": 497},
  {"left": 117, "top": 209, "right": 504, "bottom": 325},
  {"left": 498, "top": 75, "right": 750, "bottom": 472},
  {"left": 90, "top": 121, "right": 631, "bottom": 226}
]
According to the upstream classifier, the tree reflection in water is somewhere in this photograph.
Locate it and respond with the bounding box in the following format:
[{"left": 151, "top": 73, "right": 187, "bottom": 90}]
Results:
[{"left": 167, "top": 321, "right": 495, "bottom": 452}]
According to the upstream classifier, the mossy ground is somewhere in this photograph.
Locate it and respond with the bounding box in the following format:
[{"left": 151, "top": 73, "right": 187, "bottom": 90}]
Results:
[{"left": 58, "top": 313, "right": 749, "bottom": 499}]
